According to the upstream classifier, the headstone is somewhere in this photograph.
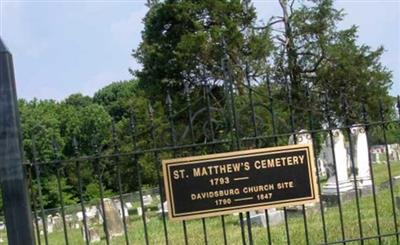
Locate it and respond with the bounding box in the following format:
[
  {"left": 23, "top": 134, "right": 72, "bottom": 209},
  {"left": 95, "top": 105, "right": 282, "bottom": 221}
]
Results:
[
  {"left": 288, "top": 130, "right": 319, "bottom": 210},
  {"left": 86, "top": 206, "right": 98, "bottom": 219},
  {"left": 388, "top": 144, "right": 400, "bottom": 161},
  {"left": 47, "top": 222, "right": 53, "bottom": 234},
  {"left": 100, "top": 198, "right": 124, "bottom": 238},
  {"left": 82, "top": 227, "right": 101, "bottom": 243},
  {"left": 370, "top": 145, "right": 385, "bottom": 164},
  {"left": 113, "top": 200, "right": 129, "bottom": 219},
  {"left": 371, "top": 152, "right": 380, "bottom": 164},
  {"left": 97, "top": 210, "right": 104, "bottom": 225},
  {"left": 137, "top": 207, "right": 143, "bottom": 217},
  {"left": 351, "top": 125, "right": 372, "bottom": 192},
  {"left": 244, "top": 209, "right": 284, "bottom": 227},
  {"left": 288, "top": 129, "right": 312, "bottom": 145},
  {"left": 65, "top": 214, "right": 73, "bottom": 229},
  {"left": 52, "top": 215, "right": 63, "bottom": 230},
  {"left": 322, "top": 130, "right": 354, "bottom": 202},
  {"left": 157, "top": 201, "right": 168, "bottom": 216},
  {"left": 76, "top": 211, "right": 83, "bottom": 221},
  {"left": 142, "top": 195, "right": 153, "bottom": 206},
  {"left": 294, "top": 130, "right": 325, "bottom": 180},
  {"left": 46, "top": 215, "right": 54, "bottom": 234},
  {"left": 318, "top": 137, "right": 334, "bottom": 178},
  {"left": 125, "top": 202, "right": 133, "bottom": 209}
]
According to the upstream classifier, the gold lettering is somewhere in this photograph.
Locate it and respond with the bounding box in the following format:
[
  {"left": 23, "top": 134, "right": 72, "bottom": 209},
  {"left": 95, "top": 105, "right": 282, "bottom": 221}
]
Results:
[
  {"left": 232, "top": 163, "right": 240, "bottom": 172},
  {"left": 244, "top": 162, "right": 250, "bottom": 170},
  {"left": 193, "top": 168, "right": 201, "bottom": 177},
  {"left": 173, "top": 170, "right": 180, "bottom": 179},
  {"left": 267, "top": 159, "right": 274, "bottom": 168},
  {"left": 275, "top": 158, "right": 281, "bottom": 167},
  {"left": 220, "top": 164, "right": 227, "bottom": 174}
]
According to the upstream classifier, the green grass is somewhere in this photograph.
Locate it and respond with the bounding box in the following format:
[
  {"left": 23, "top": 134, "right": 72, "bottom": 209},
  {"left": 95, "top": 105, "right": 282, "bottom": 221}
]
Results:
[{"left": 2, "top": 163, "right": 400, "bottom": 244}]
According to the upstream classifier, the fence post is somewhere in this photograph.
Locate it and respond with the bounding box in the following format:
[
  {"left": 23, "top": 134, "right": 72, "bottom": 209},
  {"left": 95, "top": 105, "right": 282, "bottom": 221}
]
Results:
[{"left": 0, "top": 37, "right": 35, "bottom": 244}]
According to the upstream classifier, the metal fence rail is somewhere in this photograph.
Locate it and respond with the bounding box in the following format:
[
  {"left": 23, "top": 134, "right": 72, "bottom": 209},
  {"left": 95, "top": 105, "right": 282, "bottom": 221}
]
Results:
[{"left": 22, "top": 87, "right": 400, "bottom": 245}]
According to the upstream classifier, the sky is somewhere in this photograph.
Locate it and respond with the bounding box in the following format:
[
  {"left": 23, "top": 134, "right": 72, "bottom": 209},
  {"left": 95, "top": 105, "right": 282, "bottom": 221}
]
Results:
[{"left": 0, "top": 0, "right": 399, "bottom": 101}]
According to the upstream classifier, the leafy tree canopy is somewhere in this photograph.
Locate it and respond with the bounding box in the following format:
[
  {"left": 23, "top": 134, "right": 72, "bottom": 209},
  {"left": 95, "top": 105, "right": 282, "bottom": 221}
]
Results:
[{"left": 133, "top": 0, "right": 273, "bottom": 97}]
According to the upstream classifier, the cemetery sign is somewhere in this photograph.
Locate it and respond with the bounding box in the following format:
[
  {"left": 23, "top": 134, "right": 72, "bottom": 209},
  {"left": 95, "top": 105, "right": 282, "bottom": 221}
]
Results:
[{"left": 163, "top": 144, "right": 319, "bottom": 221}]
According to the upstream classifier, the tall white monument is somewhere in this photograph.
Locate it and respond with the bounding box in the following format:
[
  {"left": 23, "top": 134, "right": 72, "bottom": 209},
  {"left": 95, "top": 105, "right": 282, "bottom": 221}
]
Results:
[
  {"left": 317, "top": 137, "right": 332, "bottom": 178},
  {"left": 288, "top": 129, "right": 312, "bottom": 145},
  {"left": 322, "top": 129, "right": 353, "bottom": 195},
  {"left": 288, "top": 129, "right": 320, "bottom": 209},
  {"left": 351, "top": 125, "right": 372, "bottom": 190}
]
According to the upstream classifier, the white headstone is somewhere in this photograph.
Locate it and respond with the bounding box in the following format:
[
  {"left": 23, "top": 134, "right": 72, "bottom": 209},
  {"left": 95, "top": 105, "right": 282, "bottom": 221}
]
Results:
[
  {"left": 113, "top": 200, "right": 129, "bottom": 219},
  {"left": 125, "top": 202, "right": 133, "bottom": 209},
  {"left": 157, "top": 201, "right": 169, "bottom": 216},
  {"left": 288, "top": 129, "right": 312, "bottom": 145},
  {"left": 52, "top": 215, "right": 62, "bottom": 230},
  {"left": 293, "top": 129, "right": 328, "bottom": 178},
  {"left": 245, "top": 208, "right": 284, "bottom": 227},
  {"left": 323, "top": 129, "right": 353, "bottom": 194},
  {"left": 47, "top": 222, "right": 53, "bottom": 234},
  {"left": 142, "top": 195, "right": 153, "bottom": 206},
  {"left": 288, "top": 130, "right": 318, "bottom": 208},
  {"left": 352, "top": 125, "right": 372, "bottom": 189},
  {"left": 294, "top": 129, "right": 313, "bottom": 145},
  {"left": 318, "top": 136, "right": 334, "bottom": 178},
  {"left": 317, "top": 158, "right": 327, "bottom": 177},
  {"left": 137, "top": 207, "right": 143, "bottom": 217},
  {"left": 86, "top": 206, "right": 98, "bottom": 219},
  {"left": 76, "top": 211, "right": 83, "bottom": 221}
]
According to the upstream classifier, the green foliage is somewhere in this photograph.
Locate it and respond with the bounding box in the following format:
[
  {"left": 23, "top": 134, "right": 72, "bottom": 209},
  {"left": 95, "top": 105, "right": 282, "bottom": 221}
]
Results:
[
  {"left": 31, "top": 174, "right": 78, "bottom": 209},
  {"left": 272, "top": 0, "right": 393, "bottom": 126},
  {"left": 93, "top": 80, "right": 138, "bottom": 119},
  {"left": 134, "top": 0, "right": 272, "bottom": 98}
]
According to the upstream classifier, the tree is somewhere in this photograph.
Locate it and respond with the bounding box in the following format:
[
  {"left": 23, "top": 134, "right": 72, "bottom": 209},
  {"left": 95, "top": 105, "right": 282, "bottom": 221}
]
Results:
[
  {"left": 270, "top": 0, "right": 393, "bottom": 126},
  {"left": 64, "top": 93, "right": 92, "bottom": 108},
  {"left": 133, "top": 0, "right": 272, "bottom": 98},
  {"left": 19, "top": 99, "right": 64, "bottom": 162},
  {"left": 93, "top": 80, "right": 138, "bottom": 120}
]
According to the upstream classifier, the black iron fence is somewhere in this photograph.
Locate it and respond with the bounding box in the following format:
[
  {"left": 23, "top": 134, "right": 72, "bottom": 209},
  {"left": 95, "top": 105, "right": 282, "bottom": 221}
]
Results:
[
  {"left": 1, "top": 38, "right": 400, "bottom": 244},
  {"left": 20, "top": 84, "right": 400, "bottom": 244}
]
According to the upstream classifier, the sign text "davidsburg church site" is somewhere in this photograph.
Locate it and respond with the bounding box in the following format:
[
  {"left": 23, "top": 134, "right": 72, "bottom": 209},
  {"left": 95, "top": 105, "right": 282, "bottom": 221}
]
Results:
[{"left": 162, "top": 144, "right": 319, "bottom": 221}]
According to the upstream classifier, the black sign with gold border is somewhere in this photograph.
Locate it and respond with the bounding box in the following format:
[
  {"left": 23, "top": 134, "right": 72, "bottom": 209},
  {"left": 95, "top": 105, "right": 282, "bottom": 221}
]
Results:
[{"left": 162, "top": 144, "right": 319, "bottom": 221}]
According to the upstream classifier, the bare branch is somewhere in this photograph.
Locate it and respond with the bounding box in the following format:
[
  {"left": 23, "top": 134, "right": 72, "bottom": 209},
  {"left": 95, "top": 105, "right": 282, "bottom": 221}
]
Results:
[
  {"left": 253, "top": 18, "right": 284, "bottom": 30},
  {"left": 300, "top": 55, "right": 325, "bottom": 73}
]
